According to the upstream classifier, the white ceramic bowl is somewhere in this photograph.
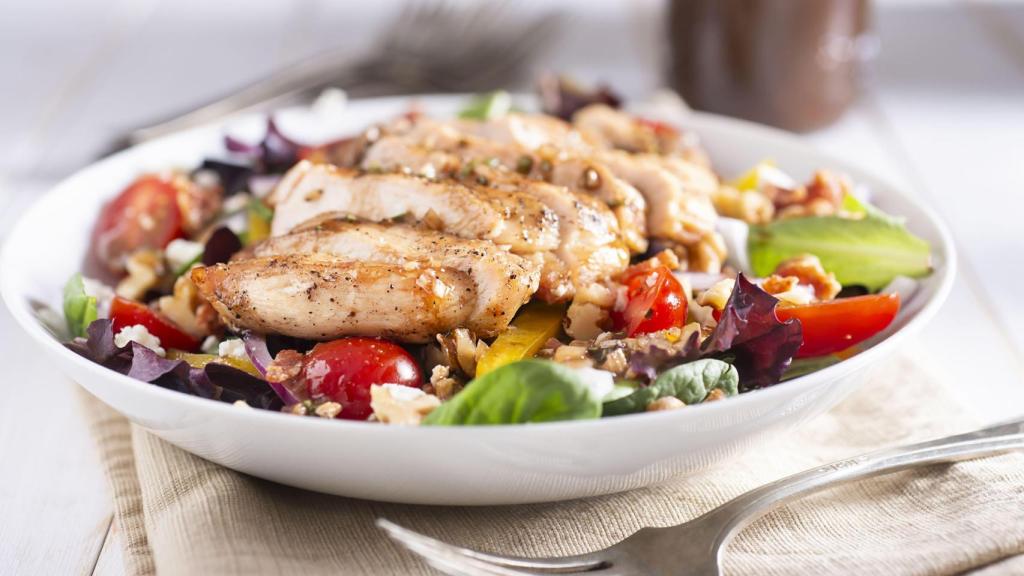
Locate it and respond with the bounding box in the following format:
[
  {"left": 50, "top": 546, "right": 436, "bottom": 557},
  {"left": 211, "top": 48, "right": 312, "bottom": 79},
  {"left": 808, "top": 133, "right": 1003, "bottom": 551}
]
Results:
[{"left": 0, "top": 96, "right": 954, "bottom": 505}]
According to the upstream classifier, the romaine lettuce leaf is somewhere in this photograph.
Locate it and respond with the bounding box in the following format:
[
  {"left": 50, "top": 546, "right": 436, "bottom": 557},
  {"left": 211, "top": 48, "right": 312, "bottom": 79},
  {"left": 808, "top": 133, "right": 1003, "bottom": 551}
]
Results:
[
  {"left": 748, "top": 196, "right": 931, "bottom": 290},
  {"left": 63, "top": 273, "right": 97, "bottom": 338}
]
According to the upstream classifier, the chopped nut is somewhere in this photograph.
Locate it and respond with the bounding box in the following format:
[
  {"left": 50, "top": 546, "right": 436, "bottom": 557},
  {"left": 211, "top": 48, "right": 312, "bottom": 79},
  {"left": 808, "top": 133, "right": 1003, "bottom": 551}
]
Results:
[
  {"left": 174, "top": 172, "right": 222, "bottom": 234},
  {"left": 314, "top": 402, "right": 343, "bottom": 419},
  {"left": 553, "top": 344, "right": 589, "bottom": 363},
  {"left": 711, "top": 185, "right": 775, "bottom": 224},
  {"left": 370, "top": 384, "right": 441, "bottom": 425},
  {"left": 687, "top": 232, "right": 727, "bottom": 274},
  {"left": 647, "top": 396, "right": 686, "bottom": 411},
  {"left": 266, "top": 350, "right": 304, "bottom": 385},
  {"left": 564, "top": 301, "right": 608, "bottom": 340},
  {"left": 697, "top": 278, "right": 736, "bottom": 311},
  {"left": 428, "top": 364, "right": 463, "bottom": 401},
  {"left": 157, "top": 274, "right": 207, "bottom": 338},
  {"left": 704, "top": 389, "right": 726, "bottom": 402},
  {"left": 116, "top": 249, "right": 164, "bottom": 300},
  {"left": 762, "top": 275, "right": 799, "bottom": 295},
  {"left": 598, "top": 348, "right": 628, "bottom": 374},
  {"left": 774, "top": 254, "right": 841, "bottom": 301}
]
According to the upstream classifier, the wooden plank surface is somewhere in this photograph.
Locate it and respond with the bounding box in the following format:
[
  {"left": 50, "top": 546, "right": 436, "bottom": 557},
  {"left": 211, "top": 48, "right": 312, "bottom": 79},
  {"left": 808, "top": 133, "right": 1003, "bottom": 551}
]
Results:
[{"left": 0, "top": 1, "right": 1021, "bottom": 575}]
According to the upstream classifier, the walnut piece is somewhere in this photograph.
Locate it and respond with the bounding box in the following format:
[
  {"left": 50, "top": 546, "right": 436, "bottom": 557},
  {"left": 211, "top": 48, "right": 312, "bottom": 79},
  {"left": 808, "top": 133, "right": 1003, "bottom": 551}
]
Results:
[
  {"left": 711, "top": 185, "right": 775, "bottom": 224},
  {"left": 115, "top": 249, "right": 164, "bottom": 300},
  {"left": 156, "top": 274, "right": 207, "bottom": 338},
  {"left": 774, "top": 254, "right": 841, "bottom": 301},
  {"left": 647, "top": 397, "right": 686, "bottom": 411}
]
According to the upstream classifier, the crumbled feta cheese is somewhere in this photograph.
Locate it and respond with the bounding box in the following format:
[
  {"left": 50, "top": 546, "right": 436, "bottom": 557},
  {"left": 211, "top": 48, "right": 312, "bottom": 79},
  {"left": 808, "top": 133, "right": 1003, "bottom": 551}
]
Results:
[
  {"left": 567, "top": 366, "right": 615, "bottom": 401},
  {"left": 370, "top": 384, "right": 440, "bottom": 425},
  {"left": 164, "top": 238, "right": 204, "bottom": 272},
  {"left": 218, "top": 338, "right": 248, "bottom": 359},
  {"left": 233, "top": 400, "right": 251, "bottom": 408},
  {"left": 81, "top": 277, "right": 115, "bottom": 318},
  {"left": 201, "top": 335, "right": 220, "bottom": 355},
  {"left": 114, "top": 324, "right": 165, "bottom": 356},
  {"left": 312, "top": 87, "right": 348, "bottom": 117},
  {"left": 221, "top": 192, "right": 252, "bottom": 214}
]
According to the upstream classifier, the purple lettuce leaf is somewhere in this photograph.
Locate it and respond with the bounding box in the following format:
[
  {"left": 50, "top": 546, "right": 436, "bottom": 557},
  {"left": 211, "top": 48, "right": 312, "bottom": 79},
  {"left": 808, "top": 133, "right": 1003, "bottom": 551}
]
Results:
[
  {"left": 537, "top": 74, "right": 622, "bottom": 121},
  {"left": 223, "top": 117, "right": 305, "bottom": 175},
  {"left": 626, "top": 274, "right": 802, "bottom": 392},
  {"left": 701, "top": 274, "right": 803, "bottom": 391},
  {"left": 67, "top": 319, "right": 284, "bottom": 409},
  {"left": 201, "top": 226, "right": 243, "bottom": 266},
  {"left": 194, "top": 159, "right": 254, "bottom": 197}
]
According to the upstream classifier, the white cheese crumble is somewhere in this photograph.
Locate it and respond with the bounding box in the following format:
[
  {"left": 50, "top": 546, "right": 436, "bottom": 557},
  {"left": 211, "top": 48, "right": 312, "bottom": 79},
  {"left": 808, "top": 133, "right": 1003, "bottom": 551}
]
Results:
[
  {"left": 381, "top": 383, "right": 427, "bottom": 402},
  {"left": 201, "top": 335, "right": 220, "bottom": 355},
  {"left": 81, "top": 277, "right": 115, "bottom": 318},
  {"left": 114, "top": 324, "right": 165, "bottom": 356},
  {"left": 164, "top": 238, "right": 204, "bottom": 272},
  {"left": 218, "top": 338, "right": 248, "bottom": 359}
]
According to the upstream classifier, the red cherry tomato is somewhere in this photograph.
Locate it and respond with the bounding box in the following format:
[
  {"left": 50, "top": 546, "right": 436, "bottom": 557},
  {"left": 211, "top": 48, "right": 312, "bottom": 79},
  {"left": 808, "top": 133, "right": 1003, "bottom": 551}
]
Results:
[
  {"left": 611, "top": 266, "right": 688, "bottom": 336},
  {"left": 109, "top": 296, "right": 200, "bottom": 352},
  {"left": 303, "top": 338, "right": 423, "bottom": 420},
  {"left": 775, "top": 294, "right": 901, "bottom": 358},
  {"left": 92, "top": 175, "right": 184, "bottom": 273}
]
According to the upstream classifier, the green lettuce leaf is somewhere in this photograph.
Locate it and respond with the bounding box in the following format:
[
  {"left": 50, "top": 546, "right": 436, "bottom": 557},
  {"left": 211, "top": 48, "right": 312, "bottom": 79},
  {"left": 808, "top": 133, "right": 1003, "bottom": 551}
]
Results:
[
  {"left": 748, "top": 196, "right": 931, "bottom": 290},
  {"left": 422, "top": 359, "right": 601, "bottom": 425},
  {"left": 458, "top": 91, "right": 512, "bottom": 120},
  {"left": 602, "top": 358, "right": 738, "bottom": 416},
  {"left": 63, "top": 273, "right": 98, "bottom": 338}
]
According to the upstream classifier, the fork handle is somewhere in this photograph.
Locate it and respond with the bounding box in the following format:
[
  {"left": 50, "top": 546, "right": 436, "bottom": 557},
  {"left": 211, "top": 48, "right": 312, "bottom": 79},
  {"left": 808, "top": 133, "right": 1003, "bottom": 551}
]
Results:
[{"left": 705, "top": 417, "right": 1024, "bottom": 547}]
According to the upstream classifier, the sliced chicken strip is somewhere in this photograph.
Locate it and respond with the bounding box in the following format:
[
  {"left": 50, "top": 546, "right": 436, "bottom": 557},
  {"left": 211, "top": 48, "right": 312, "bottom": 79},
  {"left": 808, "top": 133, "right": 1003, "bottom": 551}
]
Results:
[
  {"left": 240, "top": 220, "right": 540, "bottom": 335},
  {"left": 192, "top": 255, "right": 477, "bottom": 343},
  {"left": 463, "top": 168, "right": 629, "bottom": 303},
  {"left": 269, "top": 161, "right": 559, "bottom": 253},
  {"left": 360, "top": 138, "right": 629, "bottom": 302},
  {"left": 572, "top": 104, "right": 711, "bottom": 166},
  {"left": 363, "top": 120, "right": 648, "bottom": 253},
  {"left": 595, "top": 149, "right": 718, "bottom": 245}
]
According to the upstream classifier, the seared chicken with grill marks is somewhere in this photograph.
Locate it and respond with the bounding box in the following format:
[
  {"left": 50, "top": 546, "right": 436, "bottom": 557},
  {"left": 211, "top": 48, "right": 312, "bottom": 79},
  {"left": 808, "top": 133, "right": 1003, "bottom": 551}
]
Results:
[
  {"left": 362, "top": 119, "right": 648, "bottom": 253},
  {"left": 449, "top": 111, "right": 723, "bottom": 271},
  {"left": 193, "top": 256, "right": 477, "bottom": 343},
  {"left": 238, "top": 220, "right": 540, "bottom": 336},
  {"left": 269, "top": 161, "right": 559, "bottom": 254},
  {"left": 360, "top": 135, "right": 630, "bottom": 302},
  {"left": 571, "top": 104, "right": 710, "bottom": 166}
]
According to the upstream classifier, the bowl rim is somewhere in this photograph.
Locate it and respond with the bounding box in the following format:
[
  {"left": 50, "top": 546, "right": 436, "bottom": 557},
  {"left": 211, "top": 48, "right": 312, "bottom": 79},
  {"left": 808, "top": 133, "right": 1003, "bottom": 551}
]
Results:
[{"left": 0, "top": 94, "right": 957, "bottom": 436}]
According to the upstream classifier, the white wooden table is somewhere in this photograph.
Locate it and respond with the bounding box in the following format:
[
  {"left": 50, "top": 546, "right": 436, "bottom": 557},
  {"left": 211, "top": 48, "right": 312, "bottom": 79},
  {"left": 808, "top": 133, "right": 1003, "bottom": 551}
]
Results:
[{"left": 1, "top": 1, "right": 1022, "bottom": 574}]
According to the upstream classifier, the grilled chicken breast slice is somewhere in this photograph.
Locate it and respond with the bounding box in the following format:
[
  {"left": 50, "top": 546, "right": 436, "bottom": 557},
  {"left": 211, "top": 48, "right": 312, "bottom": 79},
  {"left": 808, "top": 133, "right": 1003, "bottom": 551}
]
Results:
[
  {"left": 193, "top": 255, "right": 477, "bottom": 343},
  {"left": 363, "top": 120, "right": 648, "bottom": 254},
  {"left": 240, "top": 220, "right": 540, "bottom": 335},
  {"left": 269, "top": 161, "right": 559, "bottom": 253},
  {"left": 360, "top": 136, "right": 629, "bottom": 302}
]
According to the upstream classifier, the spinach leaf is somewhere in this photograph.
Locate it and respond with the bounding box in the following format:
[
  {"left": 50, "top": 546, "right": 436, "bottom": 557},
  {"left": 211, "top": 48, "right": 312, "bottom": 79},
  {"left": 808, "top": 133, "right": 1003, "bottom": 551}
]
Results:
[
  {"left": 422, "top": 359, "right": 601, "bottom": 425},
  {"left": 603, "top": 358, "right": 738, "bottom": 416},
  {"left": 63, "top": 273, "right": 97, "bottom": 339},
  {"left": 748, "top": 195, "right": 931, "bottom": 290}
]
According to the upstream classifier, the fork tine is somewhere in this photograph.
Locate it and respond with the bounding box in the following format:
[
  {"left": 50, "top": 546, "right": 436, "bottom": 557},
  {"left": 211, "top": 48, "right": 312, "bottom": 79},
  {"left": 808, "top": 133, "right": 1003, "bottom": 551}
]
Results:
[{"left": 377, "top": 519, "right": 607, "bottom": 574}]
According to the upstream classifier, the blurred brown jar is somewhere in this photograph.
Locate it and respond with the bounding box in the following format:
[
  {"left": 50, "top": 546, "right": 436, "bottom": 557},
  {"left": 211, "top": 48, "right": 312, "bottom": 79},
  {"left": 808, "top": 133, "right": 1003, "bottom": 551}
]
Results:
[{"left": 669, "top": 0, "right": 873, "bottom": 132}]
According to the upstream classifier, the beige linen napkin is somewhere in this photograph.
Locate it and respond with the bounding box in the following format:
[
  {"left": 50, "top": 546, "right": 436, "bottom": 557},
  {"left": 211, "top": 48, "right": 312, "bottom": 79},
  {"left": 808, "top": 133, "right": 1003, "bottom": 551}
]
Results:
[{"left": 80, "top": 346, "right": 1024, "bottom": 576}]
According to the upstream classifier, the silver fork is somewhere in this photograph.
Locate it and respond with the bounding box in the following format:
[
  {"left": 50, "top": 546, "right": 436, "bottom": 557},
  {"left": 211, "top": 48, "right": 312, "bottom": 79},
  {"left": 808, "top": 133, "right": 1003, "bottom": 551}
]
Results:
[
  {"left": 115, "top": 0, "right": 561, "bottom": 148},
  {"left": 378, "top": 417, "right": 1024, "bottom": 575}
]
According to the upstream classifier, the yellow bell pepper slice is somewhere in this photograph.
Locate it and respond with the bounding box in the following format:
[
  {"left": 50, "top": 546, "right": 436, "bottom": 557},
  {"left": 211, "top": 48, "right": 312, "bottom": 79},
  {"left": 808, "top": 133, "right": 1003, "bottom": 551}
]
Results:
[
  {"left": 246, "top": 198, "right": 273, "bottom": 246},
  {"left": 728, "top": 160, "right": 790, "bottom": 192},
  {"left": 165, "top": 350, "right": 262, "bottom": 378},
  {"left": 475, "top": 302, "right": 565, "bottom": 377}
]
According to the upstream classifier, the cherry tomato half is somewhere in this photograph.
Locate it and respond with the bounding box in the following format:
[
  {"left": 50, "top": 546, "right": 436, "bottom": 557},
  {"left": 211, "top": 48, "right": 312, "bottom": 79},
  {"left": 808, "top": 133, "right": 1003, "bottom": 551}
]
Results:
[
  {"left": 110, "top": 296, "right": 200, "bottom": 352},
  {"left": 303, "top": 338, "right": 423, "bottom": 420},
  {"left": 611, "top": 266, "right": 688, "bottom": 336},
  {"left": 92, "top": 175, "right": 184, "bottom": 273},
  {"left": 775, "top": 294, "right": 901, "bottom": 358}
]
